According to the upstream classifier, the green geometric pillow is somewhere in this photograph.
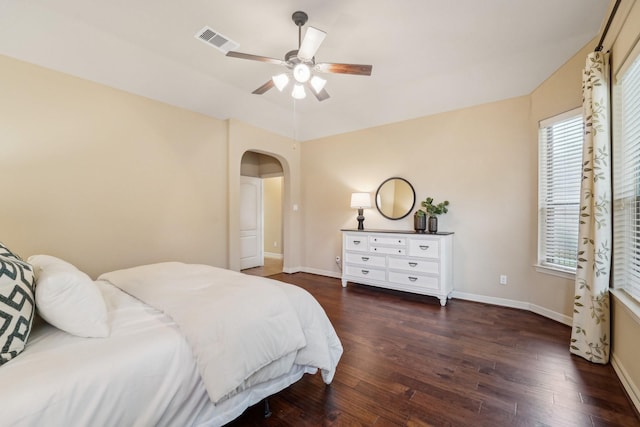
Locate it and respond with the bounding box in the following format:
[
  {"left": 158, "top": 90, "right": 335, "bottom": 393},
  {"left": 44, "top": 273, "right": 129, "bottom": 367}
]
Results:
[{"left": 0, "top": 256, "right": 36, "bottom": 365}]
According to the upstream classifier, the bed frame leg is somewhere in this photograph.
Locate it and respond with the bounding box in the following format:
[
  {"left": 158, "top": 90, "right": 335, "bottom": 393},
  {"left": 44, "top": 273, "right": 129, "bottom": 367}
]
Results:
[{"left": 263, "top": 398, "right": 272, "bottom": 418}]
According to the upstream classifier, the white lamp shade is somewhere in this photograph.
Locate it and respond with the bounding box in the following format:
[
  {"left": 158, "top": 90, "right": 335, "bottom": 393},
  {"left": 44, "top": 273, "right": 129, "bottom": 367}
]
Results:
[
  {"left": 291, "top": 84, "right": 306, "bottom": 99},
  {"left": 272, "top": 73, "right": 289, "bottom": 91},
  {"left": 310, "top": 75, "right": 327, "bottom": 94},
  {"left": 350, "top": 192, "right": 371, "bottom": 209}
]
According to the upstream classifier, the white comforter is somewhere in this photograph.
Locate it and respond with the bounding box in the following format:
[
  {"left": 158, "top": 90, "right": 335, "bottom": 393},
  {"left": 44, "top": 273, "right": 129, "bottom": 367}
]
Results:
[{"left": 99, "top": 262, "right": 342, "bottom": 403}]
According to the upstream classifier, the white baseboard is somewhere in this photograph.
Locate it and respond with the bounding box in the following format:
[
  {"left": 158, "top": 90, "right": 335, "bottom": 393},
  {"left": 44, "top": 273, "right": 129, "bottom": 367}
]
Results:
[
  {"left": 300, "top": 267, "right": 342, "bottom": 279},
  {"left": 452, "top": 291, "right": 573, "bottom": 326},
  {"left": 453, "top": 291, "right": 530, "bottom": 310},
  {"left": 529, "top": 303, "right": 573, "bottom": 326},
  {"left": 264, "top": 252, "right": 283, "bottom": 260},
  {"left": 611, "top": 353, "right": 640, "bottom": 414}
]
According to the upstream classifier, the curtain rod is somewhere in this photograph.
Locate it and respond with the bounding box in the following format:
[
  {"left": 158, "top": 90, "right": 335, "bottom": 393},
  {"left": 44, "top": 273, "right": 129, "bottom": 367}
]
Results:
[{"left": 595, "top": 0, "right": 622, "bottom": 52}]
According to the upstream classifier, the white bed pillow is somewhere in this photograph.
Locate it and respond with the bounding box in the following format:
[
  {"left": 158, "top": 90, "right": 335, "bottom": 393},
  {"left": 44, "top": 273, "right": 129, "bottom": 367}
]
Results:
[{"left": 28, "top": 255, "right": 109, "bottom": 338}]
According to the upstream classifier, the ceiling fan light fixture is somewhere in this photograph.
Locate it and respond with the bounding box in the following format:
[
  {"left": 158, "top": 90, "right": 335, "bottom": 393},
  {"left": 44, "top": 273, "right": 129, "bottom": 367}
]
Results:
[
  {"left": 292, "top": 84, "right": 306, "bottom": 99},
  {"left": 310, "top": 75, "right": 327, "bottom": 94},
  {"left": 293, "top": 63, "right": 311, "bottom": 83},
  {"left": 272, "top": 73, "right": 290, "bottom": 91}
]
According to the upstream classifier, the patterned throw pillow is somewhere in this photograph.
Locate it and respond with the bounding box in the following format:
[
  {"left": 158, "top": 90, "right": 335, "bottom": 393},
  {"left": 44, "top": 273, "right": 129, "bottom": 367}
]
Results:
[
  {"left": 0, "top": 241, "right": 22, "bottom": 261},
  {"left": 0, "top": 255, "right": 36, "bottom": 365}
]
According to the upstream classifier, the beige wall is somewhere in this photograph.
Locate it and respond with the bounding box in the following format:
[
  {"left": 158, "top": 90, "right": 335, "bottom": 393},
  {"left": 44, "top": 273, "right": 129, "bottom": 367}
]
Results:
[
  {"left": 264, "top": 177, "right": 283, "bottom": 256},
  {"left": 527, "top": 40, "right": 599, "bottom": 318},
  {"left": 0, "top": 55, "right": 229, "bottom": 278},
  {"left": 240, "top": 151, "right": 284, "bottom": 177},
  {"left": 301, "top": 95, "right": 533, "bottom": 300},
  {"left": 0, "top": 55, "right": 299, "bottom": 278}
]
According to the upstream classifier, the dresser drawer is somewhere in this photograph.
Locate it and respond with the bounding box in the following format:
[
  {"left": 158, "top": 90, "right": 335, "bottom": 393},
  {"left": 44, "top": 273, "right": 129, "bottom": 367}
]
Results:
[
  {"left": 369, "top": 235, "right": 406, "bottom": 246},
  {"left": 388, "top": 271, "right": 439, "bottom": 290},
  {"left": 345, "top": 265, "right": 386, "bottom": 281},
  {"left": 408, "top": 238, "right": 440, "bottom": 258},
  {"left": 371, "top": 246, "right": 406, "bottom": 256},
  {"left": 345, "top": 252, "right": 386, "bottom": 268},
  {"left": 345, "top": 235, "right": 369, "bottom": 251},
  {"left": 388, "top": 257, "right": 439, "bottom": 274}
]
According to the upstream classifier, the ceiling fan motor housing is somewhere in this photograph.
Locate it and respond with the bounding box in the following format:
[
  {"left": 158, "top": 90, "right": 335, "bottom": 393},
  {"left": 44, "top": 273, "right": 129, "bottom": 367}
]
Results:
[{"left": 292, "top": 11, "right": 308, "bottom": 27}]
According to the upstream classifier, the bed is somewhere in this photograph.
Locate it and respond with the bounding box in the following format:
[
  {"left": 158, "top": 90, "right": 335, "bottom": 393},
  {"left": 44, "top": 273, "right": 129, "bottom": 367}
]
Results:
[{"left": 0, "top": 250, "right": 343, "bottom": 426}]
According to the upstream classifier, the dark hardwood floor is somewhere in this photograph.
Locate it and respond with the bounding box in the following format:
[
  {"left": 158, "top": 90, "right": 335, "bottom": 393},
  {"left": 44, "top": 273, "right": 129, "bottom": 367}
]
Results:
[{"left": 227, "top": 273, "right": 639, "bottom": 426}]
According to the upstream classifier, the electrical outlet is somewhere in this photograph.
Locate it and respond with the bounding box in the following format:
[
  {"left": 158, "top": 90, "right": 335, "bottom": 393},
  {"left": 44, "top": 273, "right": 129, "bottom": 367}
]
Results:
[{"left": 499, "top": 275, "right": 507, "bottom": 285}]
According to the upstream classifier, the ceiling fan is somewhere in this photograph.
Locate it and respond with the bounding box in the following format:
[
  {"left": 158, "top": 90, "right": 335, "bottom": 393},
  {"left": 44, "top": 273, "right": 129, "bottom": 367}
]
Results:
[{"left": 226, "top": 11, "right": 373, "bottom": 101}]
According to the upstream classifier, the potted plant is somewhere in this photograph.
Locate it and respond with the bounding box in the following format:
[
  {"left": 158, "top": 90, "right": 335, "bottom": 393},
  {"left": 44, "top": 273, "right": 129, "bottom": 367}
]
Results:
[{"left": 418, "top": 197, "right": 450, "bottom": 233}]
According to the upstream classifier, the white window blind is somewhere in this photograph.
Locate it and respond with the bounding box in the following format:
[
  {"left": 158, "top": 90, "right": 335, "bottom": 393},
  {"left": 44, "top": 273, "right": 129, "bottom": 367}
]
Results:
[
  {"left": 538, "top": 109, "right": 584, "bottom": 272},
  {"left": 613, "top": 53, "right": 640, "bottom": 302}
]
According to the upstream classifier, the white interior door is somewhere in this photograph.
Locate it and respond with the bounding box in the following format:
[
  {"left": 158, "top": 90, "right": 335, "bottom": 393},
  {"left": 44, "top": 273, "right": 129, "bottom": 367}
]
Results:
[{"left": 240, "top": 176, "right": 263, "bottom": 270}]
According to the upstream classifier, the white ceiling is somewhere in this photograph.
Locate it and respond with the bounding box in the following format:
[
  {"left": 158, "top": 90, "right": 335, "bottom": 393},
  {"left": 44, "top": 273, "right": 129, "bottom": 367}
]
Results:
[{"left": 0, "top": 0, "right": 609, "bottom": 141}]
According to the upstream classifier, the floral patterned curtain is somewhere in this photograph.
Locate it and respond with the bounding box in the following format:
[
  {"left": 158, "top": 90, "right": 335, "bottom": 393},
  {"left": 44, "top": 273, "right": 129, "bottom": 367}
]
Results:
[{"left": 569, "top": 52, "right": 611, "bottom": 364}]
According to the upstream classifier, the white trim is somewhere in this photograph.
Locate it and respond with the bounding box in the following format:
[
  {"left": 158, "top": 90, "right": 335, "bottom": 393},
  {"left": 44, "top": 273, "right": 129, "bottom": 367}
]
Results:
[
  {"left": 282, "top": 266, "right": 302, "bottom": 274},
  {"left": 611, "top": 353, "right": 640, "bottom": 414},
  {"left": 452, "top": 291, "right": 529, "bottom": 310},
  {"left": 538, "top": 107, "right": 582, "bottom": 128},
  {"left": 451, "top": 291, "right": 574, "bottom": 325},
  {"left": 535, "top": 264, "right": 576, "bottom": 280},
  {"left": 264, "top": 252, "right": 283, "bottom": 260},
  {"left": 300, "top": 267, "right": 342, "bottom": 279},
  {"left": 529, "top": 303, "right": 573, "bottom": 326}
]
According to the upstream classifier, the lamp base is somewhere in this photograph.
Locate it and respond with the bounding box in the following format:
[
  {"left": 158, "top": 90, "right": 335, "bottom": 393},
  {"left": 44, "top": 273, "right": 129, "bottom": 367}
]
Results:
[{"left": 356, "top": 208, "right": 365, "bottom": 230}]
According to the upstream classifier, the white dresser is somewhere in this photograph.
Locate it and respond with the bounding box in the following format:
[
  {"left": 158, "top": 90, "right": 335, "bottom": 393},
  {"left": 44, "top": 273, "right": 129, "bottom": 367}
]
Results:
[{"left": 341, "top": 229, "right": 454, "bottom": 306}]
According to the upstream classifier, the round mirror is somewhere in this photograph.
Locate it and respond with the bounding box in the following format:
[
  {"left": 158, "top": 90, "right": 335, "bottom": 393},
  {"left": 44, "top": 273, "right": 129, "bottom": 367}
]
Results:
[{"left": 375, "top": 177, "right": 416, "bottom": 220}]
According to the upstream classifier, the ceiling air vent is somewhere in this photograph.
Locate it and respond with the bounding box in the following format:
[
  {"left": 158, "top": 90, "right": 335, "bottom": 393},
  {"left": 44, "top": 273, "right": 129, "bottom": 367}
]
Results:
[{"left": 195, "top": 26, "right": 239, "bottom": 53}]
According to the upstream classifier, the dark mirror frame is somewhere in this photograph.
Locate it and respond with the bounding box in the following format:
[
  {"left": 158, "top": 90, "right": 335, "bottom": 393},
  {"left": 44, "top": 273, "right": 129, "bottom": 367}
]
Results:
[{"left": 375, "top": 177, "right": 416, "bottom": 220}]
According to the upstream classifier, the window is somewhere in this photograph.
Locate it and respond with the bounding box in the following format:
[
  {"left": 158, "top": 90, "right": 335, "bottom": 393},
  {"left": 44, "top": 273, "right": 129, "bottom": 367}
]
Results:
[
  {"left": 538, "top": 109, "right": 584, "bottom": 273},
  {"left": 613, "top": 53, "right": 640, "bottom": 303}
]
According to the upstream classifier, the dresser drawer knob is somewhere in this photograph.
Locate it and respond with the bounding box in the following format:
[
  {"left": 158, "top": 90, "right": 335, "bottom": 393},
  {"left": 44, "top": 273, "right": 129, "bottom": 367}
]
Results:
[
  {"left": 419, "top": 245, "right": 429, "bottom": 250},
  {"left": 408, "top": 262, "right": 418, "bottom": 267},
  {"left": 362, "top": 269, "right": 370, "bottom": 275},
  {"left": 361, "top": 257, "right": 369, "bottom": 261},
  {"left": 353, "top": 240, "right": 361, "bottom": 245},
  {"left": 408, "top": 276, "right": 418, "bottom": 282}
]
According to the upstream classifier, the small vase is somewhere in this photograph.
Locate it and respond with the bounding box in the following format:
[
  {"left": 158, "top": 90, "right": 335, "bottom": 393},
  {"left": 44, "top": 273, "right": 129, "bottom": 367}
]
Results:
[
  {"left": 414, "top": 214, "right": 426, "bottom": 233},
  {"left": 428, "top": 216, "right": 438, "bottom": 233}
]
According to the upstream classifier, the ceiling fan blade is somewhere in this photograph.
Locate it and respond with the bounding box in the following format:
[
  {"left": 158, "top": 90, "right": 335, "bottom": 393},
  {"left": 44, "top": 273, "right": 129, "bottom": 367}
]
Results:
[
  {"left": 315, "top": 62, "right": 373, "bottom": 76},
  {"left": 252, "top": 79, "right": 275, "bottom": 95},
  {"left": 226, "top": 51, "right": 286, "bottom": 66},
  {"left": 298, "top": 27, "right": 326, "bottom": 61},
  {"left": 312, "top": 88, "right": 330, "bottom": 102}
]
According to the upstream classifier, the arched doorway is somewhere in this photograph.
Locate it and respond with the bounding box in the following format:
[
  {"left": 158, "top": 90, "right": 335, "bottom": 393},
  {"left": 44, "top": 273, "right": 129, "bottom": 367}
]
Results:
[
  {"left": 239, "top": 151, "right": 284, "bottom": 276},
  {"left": 226, "top": 119, "right": 301, "bottom": 274}
]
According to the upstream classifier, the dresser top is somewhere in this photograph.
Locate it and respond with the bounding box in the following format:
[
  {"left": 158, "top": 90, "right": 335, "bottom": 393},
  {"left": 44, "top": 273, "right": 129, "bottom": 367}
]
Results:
[{"left": 341, "top": 229, "right": 454, "bottom": 235}]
